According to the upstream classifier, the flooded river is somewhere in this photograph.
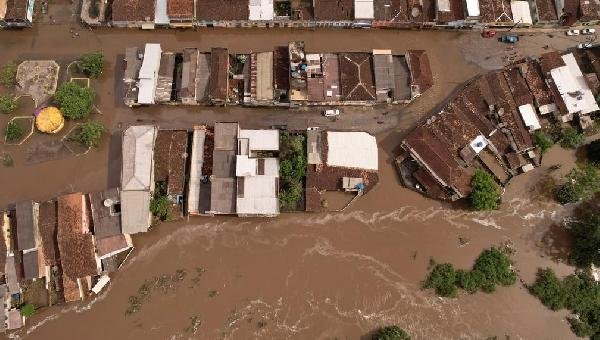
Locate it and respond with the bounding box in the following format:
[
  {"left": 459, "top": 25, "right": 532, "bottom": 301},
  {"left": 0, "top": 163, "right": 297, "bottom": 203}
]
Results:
[{"left": 0, "top": 23, "right": 586, "bottom": 339}]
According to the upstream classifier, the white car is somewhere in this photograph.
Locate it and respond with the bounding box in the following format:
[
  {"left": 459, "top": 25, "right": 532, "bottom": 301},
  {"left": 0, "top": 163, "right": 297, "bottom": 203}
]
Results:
[
  {"left": 566, "top": 29, "right": 581, "bottom": 36},
  {"left": 582, "top": 28, "right": 596, "bottom": 35},
  {"left": 323, "top": 109, "right": 340, "bottom": 117},
  {"left": 578, "top": 42, "right": 593, "bottom": 49}
]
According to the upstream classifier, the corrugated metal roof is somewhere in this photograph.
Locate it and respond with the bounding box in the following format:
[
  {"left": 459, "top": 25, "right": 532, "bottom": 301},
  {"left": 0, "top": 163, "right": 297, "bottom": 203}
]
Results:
[{"left": 15, "top": 201, "right": 37, "bottom": 251}]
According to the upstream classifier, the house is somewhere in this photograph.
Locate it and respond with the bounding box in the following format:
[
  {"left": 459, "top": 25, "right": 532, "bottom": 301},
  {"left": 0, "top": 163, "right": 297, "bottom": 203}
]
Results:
[
  {"left": 187, "top": 126, "right": 208, "bottom": 215},
  {"left": 406, "top": 50, "right": 433, "bottom": 98},
  {"left": 38, "top": 200, "right": 59, "bottom": 267},
  {"left": 209, "top": 48, "right": 229, "bottom": 105},
  {"left": 89, "top": 189, "right": 121, "bottom": 239},
  {"left": 236, "top": 128, "right": 280, "bottom": 216},
  {"left": 15, "top": 201, "right": 38, "bottom": 252},
  {"left": 354, "top": 0, "right": 375, "bottom": 22},
  {"left": 510, "top": 1, "right": 533, "bottom": 26},
  {"left": 273, "top": 46, "right": 290, "bottom": 102},
  {"left": 248, "top": 51, "right": 274, "bottom": 104},
  {"left": 57, "top": 193, "right": 99, "bottom": 302},
  {"left": 154, "top": 52, "right": 175, "bottom": 103},
  {"left": 314, "top": 0, "right": 354, "bottom": 23},
  {"left": 180, "top": 48, "right": 200, "bottom": 105},
  {"left": 2, "top": 0, "right": 35, "bottom": 28},
  {"left": 196, "top": 0, "right": 249, "bottom": 26},
  {"left": 372, "top": 49, "right": 413, "bottom": 103},
  {"left": 531, "top": 0, "right": 558, "bottom": 25},
  {"left": 478, "top": 0, "right": 513, "bottom": 26},
  {"left": 121, "top": 125, "right": 158, "bottom": 234},
  {"left": 153, "top": 130, "right": 189, "bottom": 217},
  {"left": 168, "top": 0, "right": 195, "bottom": 27},
  {"left": 208, "top": 122, "right": 238, "bottom": 214},
  {"left": 340, "top": 53, "right": 377, "bottom": 103},
  {"left": 111, "top": 0, "right": 155, "bottom": 28},
  {"left": 249, "top": 0, "right": 274, "bottom": 21},
  {"left": 137, "top": 44, "right": 163, "bottom": 105}
]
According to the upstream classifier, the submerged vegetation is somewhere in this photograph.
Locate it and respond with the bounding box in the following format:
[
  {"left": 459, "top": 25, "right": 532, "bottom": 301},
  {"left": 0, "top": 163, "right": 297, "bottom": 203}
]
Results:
[
  {"left": 423, "top": 247, "right": 516, "bottom": 297},
  {"left": 372, "top": 325, "right": 411, "bottom": 340},
  {"left": 553, "top": 165, "right": 600, "bottom": 204}
]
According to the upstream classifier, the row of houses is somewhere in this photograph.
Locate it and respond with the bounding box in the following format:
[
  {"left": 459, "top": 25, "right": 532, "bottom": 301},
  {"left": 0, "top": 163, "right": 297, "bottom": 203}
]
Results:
[
  {"left": 0, "top": 0, "right": 35, "bottom": 28},
  {"left": 397, "top": 48, "right": 600, "bottom": 201},
  {"left": 123, "top": 42, "right": 433, "bottom": 107},
  {"left": 120, "top": 123, "right": 380, "bottom": 233},
  {"left": 0, "top": 190, "right": 133, "bottom": 331},
  {"left": 79, "top": 0, "right": 600, "bottom": 29}
]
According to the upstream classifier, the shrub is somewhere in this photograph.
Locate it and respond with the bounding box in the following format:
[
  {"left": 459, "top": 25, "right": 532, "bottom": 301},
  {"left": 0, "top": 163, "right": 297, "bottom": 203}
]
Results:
[
  {"left": 533, "top": 130, "right": 554, "bottom": 154},
  {"left": 472, "top": 247, "right": 517, "bottom": 289},
  {"left": 54, "top": 82, "right": 95, "bottom": 119},
  {"left": 372, "top": 325, "right": 411, "bottom": 340},
  {"left": 560, "top": 127, "right": 585, "bottom": 149},
  {"left": 0, "top": 61, "right": 17, "bottom": 88},
  {"left": 529, "top": 268, "right": 566, "bottom": 310},
  {"left": 77, "top": 52, "right": 105, "bottom": 78},
  {"left": 150, "top": 195, "right": 172, "bottom": 221},
  {"left": 569, "top": 213, "right": 600, "bottom": 268},
  {"left": 5, "top": 121, "right": 23, "bottom": 142},
  {"left": 423, "top": 263, "right": 457, "bottom": 298},
  {"left": 554, "top": 165, "right": 600, "bottom": 204},
  {"left": 75, "top": 121, "right": 104, "bottom": 147},
  {"left": 279, "top": 180, "right": 303, "bottom": 210},
  {"left": 588, "top": 139, "right": 600, "bottom": 165},
  {"left": 20, "top": 303, "right": 35, "bottom": 317},
  {"left": 0, "top": 94, "right": 17, "bottom": 114},
  {"left": 456, "top": 269, "right": 484, "bottom": 294},
  {"left": 470, "top": 170, "right": 501, "bottom": 211}
]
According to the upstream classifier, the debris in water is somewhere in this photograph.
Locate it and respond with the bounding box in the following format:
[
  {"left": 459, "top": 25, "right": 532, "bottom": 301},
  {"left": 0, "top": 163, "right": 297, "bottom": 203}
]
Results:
[{"left": 185, "top": 316, "right": 202, "bottom": 334}]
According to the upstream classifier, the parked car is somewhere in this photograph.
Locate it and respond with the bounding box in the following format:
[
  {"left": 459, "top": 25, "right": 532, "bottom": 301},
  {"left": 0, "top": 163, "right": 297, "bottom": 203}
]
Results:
[
  {"left": 578, "top": 42, "right": 594, "bottom": 49},
  {"left": 481, "top": 30, "right": 496, "bottom": 38},
  {"left": 499, "top": 35, "right": 519, "bottom": 43},
  {"left": 582, "top": 28, "right": 596, "bottom": 35},
  {"left": 323, "top": 109, "right": 340, "bottom": 117},
  {"left": 566, "top": 29, "right": 581, "bottom": 36}
]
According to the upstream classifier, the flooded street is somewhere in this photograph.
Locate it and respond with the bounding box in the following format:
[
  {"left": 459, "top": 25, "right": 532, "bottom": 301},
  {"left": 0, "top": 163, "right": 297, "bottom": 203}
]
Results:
[{"left": 0, "top": 23, "right": 588, "bottom": 339}]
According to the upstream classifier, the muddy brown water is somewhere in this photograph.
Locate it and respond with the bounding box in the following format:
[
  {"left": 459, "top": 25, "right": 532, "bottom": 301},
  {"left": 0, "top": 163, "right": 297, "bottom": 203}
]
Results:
[{"left": 0, "top": 26, "right": 586, "bottom": 339}]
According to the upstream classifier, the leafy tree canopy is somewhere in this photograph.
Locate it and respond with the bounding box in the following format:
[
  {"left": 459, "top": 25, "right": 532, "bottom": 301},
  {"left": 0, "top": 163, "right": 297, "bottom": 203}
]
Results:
[
  {"left": 54, "top": 82, "right": 95, "bottom": 120},
  {"left": 78, "top": 52, "right": 105, "bottom": 78},
  {"left": 372, "top": 325, "right": 411, "bottom": 340},
  {"left": 470, "top": 170, "right": 501, "bottom": 211}
]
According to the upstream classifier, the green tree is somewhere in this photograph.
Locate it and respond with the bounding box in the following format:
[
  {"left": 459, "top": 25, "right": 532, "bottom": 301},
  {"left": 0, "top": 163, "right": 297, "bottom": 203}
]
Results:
[
  {"left": 279, "top": 180, "right": 303, "bottom": 210},
  {"left": 533, "top": 130, "right": 554, "bottom": 154},
  {"left": 423, "top": 263, "right": 457, "bottom": 298},
  {"left": 569, "top": 213, "right": 600, "bottom": 268},
  {"left": 75, "top": 121, "right": 104, "bottom": 147},
  {"left": 150, "top": 195, "right": 172, "bottom": 221},
  {"left": 20, "top": 303, "right": 35, "bottom": 317},
  {"left": 470, "top": 170, "right": 501, "bottom": 211},
  {"left": 54, "top": 82, "right": 95, "bottom": 120},
  {"left": 77, "top": 52, "right": 105, "bottom": 78},
  {"left": 472, "top": 247, "right": 517, "bottom": 292},
  {"left": 529, "top": 268, "right": 566, "bottom": 310},
  {"left": 456, "top": 269, "right": 484, "bottom": 294},
  {"left": 5, "top": 121, "right": 23, "bottom": 142},
  {"left": 372, "top": 325, "right": 411, "bottom": 340},
  {"left": 554, "top": 165, "right": 600, "bottom": 204},
  {"left": 0, "top": 94, "right": 17, "bottom": 114},
  {"left": 588, "top": 139, "right": 600, "bottom": 165},
  {"left": 560, "top": 127, "right": 585, "bottom": 149},
  {"left": 0, "top": 61, "right": 17, "bottom": 88}
]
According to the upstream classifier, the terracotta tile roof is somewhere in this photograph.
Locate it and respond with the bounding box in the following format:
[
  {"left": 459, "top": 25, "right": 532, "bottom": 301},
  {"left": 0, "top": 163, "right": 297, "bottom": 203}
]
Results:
[
  {"left": 339, "top": 53, "right": 377, "bottom": 101},
  {"left": 62, "top": 274, "right": 80, "bottom": 303},
  {"left": 479, "top": 0, "right": 512, "bottom": 23},
  {"left": 535, "top": 0, "right": 558, "bottom": 21},
  {"left": 57, "top": 194, "right": 98, "bottom": 280},
  {"left": 374, "top": 0, "right": 409, "bottom": 21},
  {"left": 579, "top": 0, "right": 600, "bottom": 21},
  {"left": 4, "top": 0, "right": 27, "bottom": 20},
  {"left": 539, "top": 51, "right": 565, "bottom": 75},
  {"left": 38, "top": 201, "right": 59, "bottom": 266},
  {"left": 503, "top": 67, "right": 534, "bottom": 107},
  {"left": 314, "top": 0, "right": 354, "bottom": 20},
  {"left": 196, "top": 0, "right": 249, "bottom": 20},
  {"left": 154, "top": 130, "right": 189, "bottom": 196},
  {"left": 168, "top": 0, "right": 194, "bottom": 18},
  {"left": 0, "top": 225, "right": 6, "bottom": 273},
  {"left": 407, "top": 50, "right": 433, "bottom": 94},
  {"left": 273, "top": 46, "right": 290, "bottom": 91},
  {"left": 111, "top": 0, "right": 155, "bottom": 22},
  {"left": 521, "top": 59, "right": 553, "bottom": 107},
  {"left": 561, "top": 0, "right": 579, "bottom": 25}
]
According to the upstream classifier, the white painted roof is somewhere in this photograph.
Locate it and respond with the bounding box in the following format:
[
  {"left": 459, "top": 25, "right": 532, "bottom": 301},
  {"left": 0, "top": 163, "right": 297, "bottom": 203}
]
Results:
[
  {"left": 121, "top": 125, "right": 157, "bottom": 191},
  {"left": 238, "top": 129, "right": 279, "bottom": 151},
  {"left": 550, "top": 53, "right": 600, "bottom": 115},
  {"left": 138, "top": 78, "right": 156, "bottom": 104},
  {"left": 91, "top": 275, "right": 111, "bottom": 294},
  {"left": 236, "top": 155, "right": 257, "bottom": 177},
  {"left": 120, "top": 190, "right": 152, "bottom": 234},
  {"left": 0, "top": 0, "right": 7, "bottom": 20},
  {"left": 139, "top": 44, "right": 162, "bottom": 79},
  {"left": 326, "top": 131, "right": 378, "bottom": 170},
  {"left": 249, "top": 0, "right": 274, "bottom": 20},
  {"left": 187, "top": 128, "right": 206, "bottom": 215},
  {"left": 510, "top": 1, "right": 533, "bottom": 25},
  {"left": 437, "top": 0, "right": 451, "bottom": 12},
  {"left": 465, "top": 0, "right": 480, "bottom": 17},
  {"left": 155, "top": 0, "right": 170, "bottom": 24},
  {"left": 236, "top": 176, "right": 279, "bottom": 215},
  {"left": 469, "top": 135, "right": 488, "bottom": 154},
  {"left": 519, "top": 104, "right": 541, "bottom": 130},
  {"left": 354, "top": 0, "right": 374, "bottom": 19}
]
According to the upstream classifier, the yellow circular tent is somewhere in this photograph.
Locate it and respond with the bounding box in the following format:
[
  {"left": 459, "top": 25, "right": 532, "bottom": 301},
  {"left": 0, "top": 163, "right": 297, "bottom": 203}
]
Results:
[{"left": 36, "top": 107, "right": 64, "bottom": 134}]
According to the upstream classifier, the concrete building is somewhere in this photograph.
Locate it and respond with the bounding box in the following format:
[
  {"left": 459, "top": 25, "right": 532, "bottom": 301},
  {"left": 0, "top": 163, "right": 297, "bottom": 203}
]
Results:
[{"left": 137, "top": 44, "right": 163, "bottom": 105}]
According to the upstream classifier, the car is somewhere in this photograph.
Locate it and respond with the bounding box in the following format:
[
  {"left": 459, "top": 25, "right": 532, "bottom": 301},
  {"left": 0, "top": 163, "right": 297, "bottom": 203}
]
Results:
[
  {"left": 578, "top": 42, "right": 594, "bottom": 49},
  {"left": 566, "top": 29, "right": 581, "bottom": 36},
  {"left": 323, "top": 109, "right": 340, "bottom": 117},
  {"left": 481, "top": 30, "right": 496, "bottom": 38},
  {"left": 499, "top": 35, "right": 519, "bottom": 43},
  {"left": 582, "top": 28, "right": 596, "bottom": 35}
]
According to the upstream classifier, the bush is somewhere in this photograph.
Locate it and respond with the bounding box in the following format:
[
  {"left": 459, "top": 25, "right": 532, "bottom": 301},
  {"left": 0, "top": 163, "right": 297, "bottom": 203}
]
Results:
[
  {"left": 20, "top": 303, "right": 35, "bottom": 317},
  {"left": 150, "top": 195, "right": 172, "bottom": 221},
  {"left": 279, "top": 132, "right": 306, "bottom": 210},
  {"left": 75, "top": 121, "right": 104, "bottom": 147},
  {"left": 533, "top": 130, "right": 554, "bottom": 154},
  {"left": 588, "top": 139, "right": 600, "bottom": 165},
  {"left": 560, "top": 127, "right": 585, "bottom": 149},
  {"left": 530, "top": 269, "right": 600, "bottom": 338},
  {"left": 372, "top": 325, "right": 411, "bottom": 340},
  {"left": 553, "top": 165, "right": 600, "bottom": 204},
  {"left": 77, "top": 52, "right": 105, "bottom": 78},
  {"left": 423, "top": 263, "right": 457, "bottom": 298},
  {"left": 279, "top": 180, "right": 303, "bottom": 211},
  {"left": 0, "top": 61, "right": 17, "bottom": 88},
  {"left": 5, "top": 121, "right": 23, "bottom": 142},
  {"left": 470, "top": 170, "right": 501, "bottom": 211},
  {"left": 456, "top": 269, "right": 484, "bottom": 294},
  {"left": 54, "top": 82, "right": 95, "bottom": 119},
  {"left": 0, "top": 94, "right": 17, "bottom": 114},
  {"left": 569, "top": 213, "right": 600, "bottom": 268},
  {"left": 472, "top": 247, "right": 517, "bottom": 289}
]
